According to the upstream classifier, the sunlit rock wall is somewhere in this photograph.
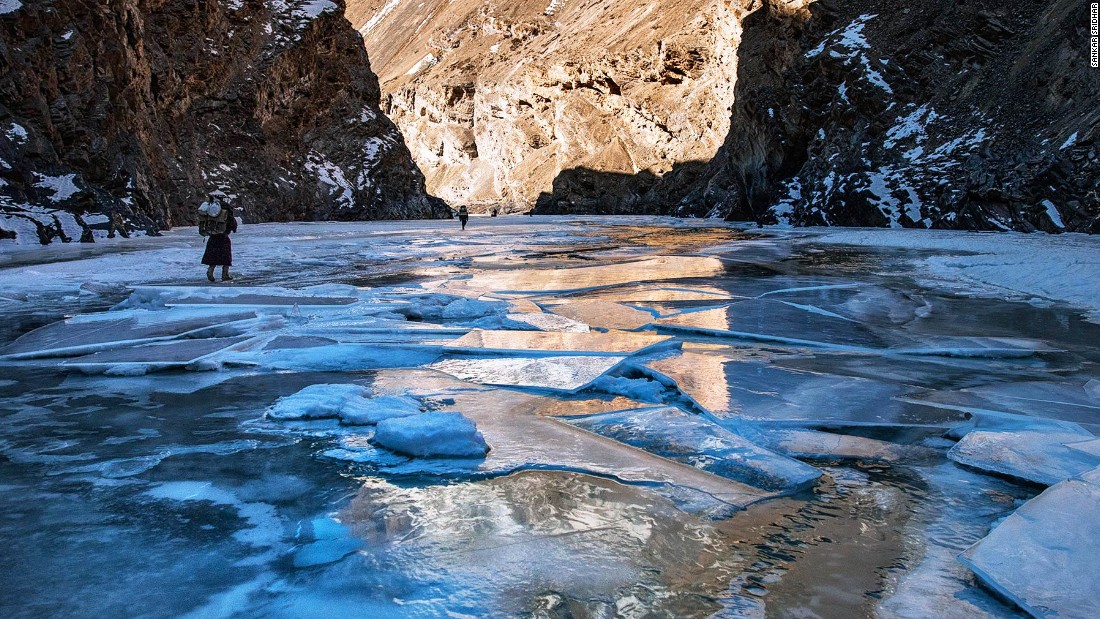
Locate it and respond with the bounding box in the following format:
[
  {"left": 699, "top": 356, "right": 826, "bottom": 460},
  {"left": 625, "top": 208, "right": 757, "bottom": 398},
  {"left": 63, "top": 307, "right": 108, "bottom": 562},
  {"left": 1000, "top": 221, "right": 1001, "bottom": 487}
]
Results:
[{"left": 348, "top": 0, "right": 753, "bottom": 213}]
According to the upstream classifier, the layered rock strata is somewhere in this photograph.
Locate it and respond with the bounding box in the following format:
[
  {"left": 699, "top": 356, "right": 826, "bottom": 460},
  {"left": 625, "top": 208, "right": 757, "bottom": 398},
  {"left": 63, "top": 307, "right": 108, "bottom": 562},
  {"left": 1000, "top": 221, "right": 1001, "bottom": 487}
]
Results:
[
  {"left": 348, "top": 0, "right": 752, "bottom": 213},
  {"left": 0, "top": 0, "right": 447, "bottom": 245}
]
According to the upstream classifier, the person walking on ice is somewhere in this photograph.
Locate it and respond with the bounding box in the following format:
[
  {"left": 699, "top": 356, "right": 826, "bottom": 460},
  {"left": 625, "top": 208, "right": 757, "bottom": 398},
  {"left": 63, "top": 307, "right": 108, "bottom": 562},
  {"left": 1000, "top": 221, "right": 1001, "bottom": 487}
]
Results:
[
  {"left": 457, "top": 205, "right": 469, "bottom": 230},
  {"left": 198, "top": 191, "right": 238, "bottom": 282}
]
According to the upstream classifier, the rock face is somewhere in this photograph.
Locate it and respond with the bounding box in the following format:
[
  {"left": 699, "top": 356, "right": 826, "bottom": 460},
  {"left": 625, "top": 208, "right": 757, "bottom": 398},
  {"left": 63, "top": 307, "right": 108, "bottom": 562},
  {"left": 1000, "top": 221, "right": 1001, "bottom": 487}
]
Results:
[
  {"left": 347, "top": 0, "right": 751, "bottom": 213},
  {"left": 0, "top": 0, "right": 448, "bottom": 245},
  {"left": 624, "top": 0, "right": 1100, "bottom": 231}
]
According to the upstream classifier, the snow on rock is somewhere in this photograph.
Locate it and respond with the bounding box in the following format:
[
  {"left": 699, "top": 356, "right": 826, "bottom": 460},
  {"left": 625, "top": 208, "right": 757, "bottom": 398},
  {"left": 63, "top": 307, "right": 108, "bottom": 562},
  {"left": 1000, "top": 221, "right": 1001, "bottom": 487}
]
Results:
[
  {"left": 372, "top": 411, "right": 488, "bottom": 458},
  {"left": 32, "top": 173, "right": 81, "bottom": 202},
  {"left": 948, "top": 430, "right": 1100, "bottom": 486},
  {"left": 305, "top": 152, "right": 355, "bottom": 209},
  {"left": 959, "top": 466, "right": 1100, "bottom": 619},
  {"left": 266, "top": 384, "right": 423, "bottom": 424}
]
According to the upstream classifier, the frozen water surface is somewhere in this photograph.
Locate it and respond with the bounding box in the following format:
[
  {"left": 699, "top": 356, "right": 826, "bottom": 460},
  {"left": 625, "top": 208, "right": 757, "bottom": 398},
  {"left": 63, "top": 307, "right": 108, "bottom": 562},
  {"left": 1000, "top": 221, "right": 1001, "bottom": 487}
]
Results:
[{"left": 1, "top": 217, "right": 1098, "bottom": 618}]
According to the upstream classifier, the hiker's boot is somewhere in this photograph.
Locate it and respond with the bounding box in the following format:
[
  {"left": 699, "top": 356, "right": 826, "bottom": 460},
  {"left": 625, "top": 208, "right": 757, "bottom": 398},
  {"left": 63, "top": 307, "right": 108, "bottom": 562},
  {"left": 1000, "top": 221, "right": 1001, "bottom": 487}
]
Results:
[
  {"left": 206, "top": 267, "right": 215, "bottom": 282},
  {"left": 221, "top": 266, "right": 233, "bottom": 282}
]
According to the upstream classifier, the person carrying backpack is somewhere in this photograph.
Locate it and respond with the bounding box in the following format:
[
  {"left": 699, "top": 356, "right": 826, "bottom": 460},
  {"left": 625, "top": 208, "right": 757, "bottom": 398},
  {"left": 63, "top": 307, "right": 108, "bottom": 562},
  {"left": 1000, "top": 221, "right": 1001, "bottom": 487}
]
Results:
[
  {"left": 457, "top": 205, "right": 469, "bottom": 230},
  {"left": 198, "top": 192, "right": 238, "bottom": 282}
]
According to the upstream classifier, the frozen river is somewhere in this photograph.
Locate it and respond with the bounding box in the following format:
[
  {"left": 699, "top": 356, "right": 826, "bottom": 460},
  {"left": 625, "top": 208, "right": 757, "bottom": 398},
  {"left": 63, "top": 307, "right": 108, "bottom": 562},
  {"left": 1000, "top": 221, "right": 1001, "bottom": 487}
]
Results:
[{"left": 1, "top": 217, "right": 1098, "bottom": 618}]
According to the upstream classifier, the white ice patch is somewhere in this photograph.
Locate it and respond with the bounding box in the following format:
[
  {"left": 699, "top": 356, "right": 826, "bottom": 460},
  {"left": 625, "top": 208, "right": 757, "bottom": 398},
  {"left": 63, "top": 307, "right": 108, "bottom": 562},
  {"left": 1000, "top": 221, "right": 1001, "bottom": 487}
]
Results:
[
  {"left": 1060, "top": 131, "right": 1078, "bottom": 150},
  {"left": 0, "top": 0, "right": 22, "bottom": 15},
  {"left": 544, "top": 0, "right": 564, "bottom": 16}
]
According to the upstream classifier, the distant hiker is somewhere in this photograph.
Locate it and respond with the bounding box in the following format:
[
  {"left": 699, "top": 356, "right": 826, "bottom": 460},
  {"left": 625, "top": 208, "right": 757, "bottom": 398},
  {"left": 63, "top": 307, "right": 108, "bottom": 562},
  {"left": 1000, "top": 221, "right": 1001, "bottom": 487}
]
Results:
[
  {"left": 198, "top": 192, "right": 238, "bottom": 282},
  {"left": 458, "top": 205, "right": 469, "bottom": 230}
]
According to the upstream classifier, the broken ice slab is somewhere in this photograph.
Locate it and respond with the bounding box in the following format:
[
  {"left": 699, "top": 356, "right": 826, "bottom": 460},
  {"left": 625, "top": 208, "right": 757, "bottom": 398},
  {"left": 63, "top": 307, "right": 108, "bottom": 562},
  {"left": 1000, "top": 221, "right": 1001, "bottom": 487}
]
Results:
[
  {"left": 0, "top": 311, "right": 256, "bottom": 359},
  {"left": 568, "top": 406, "right": 821, "bottom": 493},
  {"left": 337, "top": 471, "right": 757, "bottom": 614},
  {"left": 500, "top": 312, "right": 590, "bottom": 332},
  {"left": 902, "top": 379, "right": 1100, "bottom": 433},
  {"left": 571, "top": 284, "right": 740, "bottom": 303},
  {"left": 445, "top": 256, "right": 726, "bottom": 294},
  {"left": 959, "top": 467, "right": 1100, "bottom": 619},
  {"left": 123, "top": 285, "right": 360, "bottom": 308},
  {"left": 167, "top": 293, "right": 359, "bottom": 307},
  {"left": 543, "top": 300, "right": 656, "bottom": 331},
  {"left": 236, "top": 343, "right": 444, "bottom": 372},
  {"left": 655, "top": 299, "right": 884, "bottom": 350},
  {"left": 645, "top": 352, "right": 966, "bottom": 428},
  {"left": 889, "top": 336, "right": 1062, "bottom": 359},
  {"left": 442, "top": 329, "right": 675, "bottom": 357},
  {"left": 948, "top": 430, "right": 1100, "bottom": 486},
  {"left": 359, "top": 370, "right": 777, "bottom": 512},
  {"left": 59, "top": 336, "right": 253, "bottom": 374},
  {"left": 429, "top": 355, "right": 627, "bottom": 392},
  {"left": 741, "top": 427, "right": 941, "bottom": 464}
]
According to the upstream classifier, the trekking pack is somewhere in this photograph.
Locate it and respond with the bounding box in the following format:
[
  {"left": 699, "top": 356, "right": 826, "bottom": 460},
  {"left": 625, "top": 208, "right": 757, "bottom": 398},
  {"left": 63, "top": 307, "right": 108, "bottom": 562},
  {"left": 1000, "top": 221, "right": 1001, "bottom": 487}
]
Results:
[{"left": 197, "top": 201, "right": 229, "bottom": 236}]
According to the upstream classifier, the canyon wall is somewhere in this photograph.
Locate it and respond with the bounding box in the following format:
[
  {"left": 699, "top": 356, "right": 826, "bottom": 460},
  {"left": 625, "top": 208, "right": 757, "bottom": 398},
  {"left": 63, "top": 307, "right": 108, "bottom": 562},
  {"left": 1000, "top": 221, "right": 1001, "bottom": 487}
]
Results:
[
  {"left": 0, "top": 0, "right": 448, "bottom": 245},
  {"left": 616, "top": 0, "right": 1100, "bottom": 231},
  {"left": 348, "top": 0, "right": 754, "bottom": 213}
]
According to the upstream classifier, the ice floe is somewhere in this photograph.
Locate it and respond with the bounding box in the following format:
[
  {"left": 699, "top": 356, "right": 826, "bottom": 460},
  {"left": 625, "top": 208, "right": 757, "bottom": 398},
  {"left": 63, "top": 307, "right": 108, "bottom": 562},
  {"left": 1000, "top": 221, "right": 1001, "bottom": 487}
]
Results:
[
  {"left": 569, "top": 406, "right": 821, "bottom": 492},
  {"left": 373, "top": 411, "right": 488, "bottom": 458},
  {"left": 948, "top": 430, "right": 1100, "bottom": 486},
  {"left": 959, "top": 466, "right": 1100, "bottom": 619}
]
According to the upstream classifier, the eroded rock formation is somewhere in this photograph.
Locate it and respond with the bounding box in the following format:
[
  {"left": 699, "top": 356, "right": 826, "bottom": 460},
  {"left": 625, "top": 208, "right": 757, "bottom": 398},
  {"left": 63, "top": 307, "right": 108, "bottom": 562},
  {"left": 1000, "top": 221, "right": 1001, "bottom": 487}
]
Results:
[
  {"left": 347, "top": 0, "right": 753, "bottom": 213},
  {"left": 0, "top": 0, "right": 447, "bottom": 245},
  {"left": 592, "top": 0, "right": 1100, "bottom": 231}
]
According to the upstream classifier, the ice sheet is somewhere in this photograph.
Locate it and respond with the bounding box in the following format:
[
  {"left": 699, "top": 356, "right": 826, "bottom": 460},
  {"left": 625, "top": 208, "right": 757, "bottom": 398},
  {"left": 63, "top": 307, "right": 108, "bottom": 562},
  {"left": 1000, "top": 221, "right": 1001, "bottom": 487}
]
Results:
[
  {"left": 645, "top": 353, "right": 965, "bottom": 428},
  {"left": 502, "top": 312, "right": 590, "bottom": 332},
  {"left": 655, "top": 299, "right": 884, "bottom": 350},
  {"left": 569, "top": 406, "right": 822, "bottom": 492},
  {"left": 959, "top": 467, "right": 1100, "bottom": 619},
  {"left": 60, "top": 336, "right": 252, "bottom": 373},
  {"left": 429, "top": 355, "right": 627, "bottom": 392},
  {"left": 948, "top": 430, "right": 1100, "bottom": 486},
  {"left": 443, "top": 329, "right": 674, "bottom": 356},
  {"left": 366, "top": 370, "right": 775, "bottom": 511},
  {"left": 1, "top": 311, "right": 256, "bottom": 359},
  {"left": 545, "top": 300, "right": 657, "bottom": 331},
  {"left": 447, "top": 256, "right": 726, "bottom": 293}
]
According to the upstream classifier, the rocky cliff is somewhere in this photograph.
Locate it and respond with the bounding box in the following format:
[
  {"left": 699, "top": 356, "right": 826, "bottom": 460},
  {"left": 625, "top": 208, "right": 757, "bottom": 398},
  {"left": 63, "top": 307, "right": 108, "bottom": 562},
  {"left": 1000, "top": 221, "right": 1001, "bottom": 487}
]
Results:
[
  {"left": 347, "top": 0, "right": 753, "bottom": 213},
  {"left": 0, "top": 0, "right": 448, "bottom": 245},
  {"left": 557, "top": 0, "right": 1100, "bottom": 232}
]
